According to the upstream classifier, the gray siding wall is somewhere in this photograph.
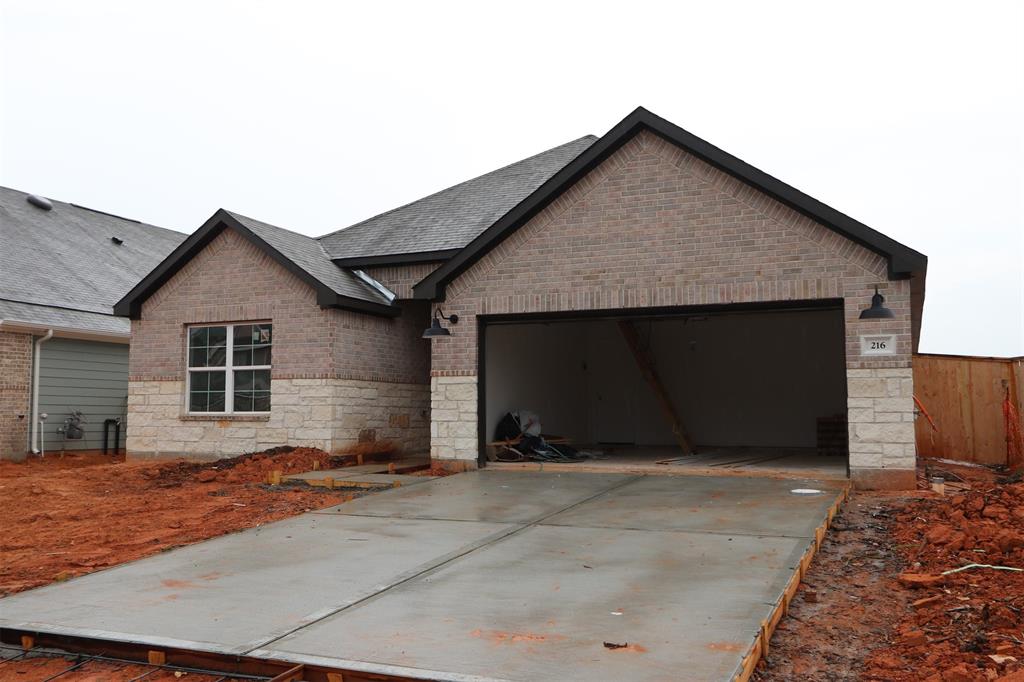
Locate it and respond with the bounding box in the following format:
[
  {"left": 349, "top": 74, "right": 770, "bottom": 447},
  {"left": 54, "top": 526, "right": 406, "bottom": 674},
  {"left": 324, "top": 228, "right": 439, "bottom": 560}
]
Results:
[{"left": 38, "top": 338, "right": 128, "bottom": 452}]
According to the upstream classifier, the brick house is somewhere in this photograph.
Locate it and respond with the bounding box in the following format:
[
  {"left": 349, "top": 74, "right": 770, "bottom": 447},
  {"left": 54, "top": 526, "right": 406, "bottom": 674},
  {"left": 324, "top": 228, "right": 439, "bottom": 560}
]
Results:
[{"left": 116, "top": 108, "right": 927, "bottom": 489}]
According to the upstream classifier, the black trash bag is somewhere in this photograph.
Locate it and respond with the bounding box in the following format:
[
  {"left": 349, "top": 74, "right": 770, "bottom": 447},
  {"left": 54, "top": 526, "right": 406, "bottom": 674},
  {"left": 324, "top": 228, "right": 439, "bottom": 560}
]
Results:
[{"left": 494, "top": 412, "right": 522, "bottom": 442}]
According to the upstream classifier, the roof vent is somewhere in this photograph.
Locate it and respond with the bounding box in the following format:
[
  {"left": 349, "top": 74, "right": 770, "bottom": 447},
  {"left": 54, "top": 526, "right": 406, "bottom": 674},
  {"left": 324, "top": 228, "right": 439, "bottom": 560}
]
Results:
[
  {"left": 26, "top": 194, "right": 53, "bottom": 211},
  {"left": 111, "top": 237, "right": 124, "bottom": 245}
]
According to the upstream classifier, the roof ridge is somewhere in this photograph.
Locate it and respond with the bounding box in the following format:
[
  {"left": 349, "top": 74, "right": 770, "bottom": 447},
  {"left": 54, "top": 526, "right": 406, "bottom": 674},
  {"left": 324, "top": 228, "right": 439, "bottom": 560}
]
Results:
[{"left": 317, "top": 135, "right": 597, "bottom": 241}]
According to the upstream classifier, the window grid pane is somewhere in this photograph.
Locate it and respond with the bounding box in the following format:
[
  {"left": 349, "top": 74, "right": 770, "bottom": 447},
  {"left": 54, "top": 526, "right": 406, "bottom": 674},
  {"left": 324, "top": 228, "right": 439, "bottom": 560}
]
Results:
[
  {"left": 188, "top": 326, "right": 227, "bottom": 368},
  {"left": 233, "top": 323, "right": 272, "bottom": 368},
  {"left": 233, "top": 369, "right": 271, "bottom": 412},
  {"left": 188, "top": 324, "right": 271, "bottom": 414},
  {"left": 189, "top": 369, "right": 227, "bottom": 412}
]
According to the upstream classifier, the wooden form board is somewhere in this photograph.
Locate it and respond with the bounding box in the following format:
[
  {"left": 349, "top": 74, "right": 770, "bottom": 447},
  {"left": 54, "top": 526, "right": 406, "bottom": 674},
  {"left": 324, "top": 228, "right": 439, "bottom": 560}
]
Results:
[
  {"left": 735, "top": 486, "right": 849, "bottom": 681},
  {"left": 913, "top": 354, "right": 1024, "bottom": 465}
]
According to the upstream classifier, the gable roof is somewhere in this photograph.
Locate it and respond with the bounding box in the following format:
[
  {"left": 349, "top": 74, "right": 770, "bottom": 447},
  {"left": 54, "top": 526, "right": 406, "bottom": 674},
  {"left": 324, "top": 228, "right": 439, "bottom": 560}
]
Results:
[
  {"left": 413, "top": 107, "right": 929, "bottom": 301},
  {"left": 114, "top": 209, "right": 398, "bottom": 318},
  {"left": 0, "top": 186, "right": 185, "bottom": 334},
  {"left": 318, "top": 136, "right": 597, "bottom": 265}
]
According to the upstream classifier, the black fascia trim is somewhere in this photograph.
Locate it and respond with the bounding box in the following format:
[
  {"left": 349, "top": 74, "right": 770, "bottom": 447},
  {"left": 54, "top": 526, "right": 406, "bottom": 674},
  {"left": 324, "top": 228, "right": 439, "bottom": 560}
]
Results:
[
  {"left": 476, "top": 313, "right": 487, "bottom": 467},
  {"left": 414, "top": 106, "right": 927, "bottom": 301},
  {"left": 114, "top": 209, "right": 400, "bottom": 319},
  {"left": 330, "top": 249, "right": 459, "bottom": 268},
  {"left": 477, "top": 298, "right": 844, "bottom": 326}
]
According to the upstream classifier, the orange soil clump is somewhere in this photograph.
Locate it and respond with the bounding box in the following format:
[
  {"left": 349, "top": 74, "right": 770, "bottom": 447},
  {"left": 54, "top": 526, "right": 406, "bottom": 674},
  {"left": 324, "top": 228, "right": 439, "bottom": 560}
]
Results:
[
  {"left": 0, "top": 446, "right": 356, "bottom": 595},
  {"left": 862, "top": 461, "right": 1024, "bottom": 681}
]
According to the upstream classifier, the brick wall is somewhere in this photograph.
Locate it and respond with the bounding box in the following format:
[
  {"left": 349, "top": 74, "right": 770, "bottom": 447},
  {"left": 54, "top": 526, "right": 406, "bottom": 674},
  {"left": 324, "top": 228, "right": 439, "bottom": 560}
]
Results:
[
  {"left": 429, "top": 130, "right": 915, "bottom": 483},
  {"left": 332, "top": 299, "right": 430, "bottom": 385},
  {"left": 363, "top": 262, "right": 442, "bottom": 300},
  {"left": 0, "top": 331, "right": 32, "bottom": 461},
  {"left": 127, "top": 227, "right": 430, "bottom": 458}
]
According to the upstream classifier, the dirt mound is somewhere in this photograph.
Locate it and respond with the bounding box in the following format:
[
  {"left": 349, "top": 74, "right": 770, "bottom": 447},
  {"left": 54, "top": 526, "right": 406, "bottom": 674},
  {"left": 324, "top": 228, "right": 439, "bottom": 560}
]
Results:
[
  {"left": 863, "top": 463, "right": 1024, "bottom": 681},
  {"left": 140, "top": 445, "right": 338, "bottom": 487}
]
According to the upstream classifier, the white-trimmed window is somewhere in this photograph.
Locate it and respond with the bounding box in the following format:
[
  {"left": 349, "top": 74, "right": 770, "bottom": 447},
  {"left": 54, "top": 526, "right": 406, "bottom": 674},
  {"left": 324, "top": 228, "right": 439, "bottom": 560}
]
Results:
[{"left": 187, "top": 323, "right": 272, "bottom": 414}]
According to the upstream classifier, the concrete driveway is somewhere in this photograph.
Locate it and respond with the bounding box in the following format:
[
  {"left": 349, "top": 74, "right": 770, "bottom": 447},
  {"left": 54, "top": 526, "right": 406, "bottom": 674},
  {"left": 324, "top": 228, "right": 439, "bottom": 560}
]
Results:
[{"left": 0, "top": 471, "right": 844, "bottom": 681}]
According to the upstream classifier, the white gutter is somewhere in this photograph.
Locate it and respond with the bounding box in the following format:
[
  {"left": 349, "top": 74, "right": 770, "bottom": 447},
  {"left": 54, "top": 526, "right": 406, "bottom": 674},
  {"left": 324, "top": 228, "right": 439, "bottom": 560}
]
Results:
[
  {"left": 0, "top": 319, "right": 130, "bottom": 344},
  {"left": 30, "top": 329, "right": 54, "bottom": 455}
]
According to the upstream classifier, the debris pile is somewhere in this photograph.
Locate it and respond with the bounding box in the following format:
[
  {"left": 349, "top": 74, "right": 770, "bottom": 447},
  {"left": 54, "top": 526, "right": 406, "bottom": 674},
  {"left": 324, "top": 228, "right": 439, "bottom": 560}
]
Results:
[{"left": 865, "top": 470, "right": 1024, "bottom": 680}]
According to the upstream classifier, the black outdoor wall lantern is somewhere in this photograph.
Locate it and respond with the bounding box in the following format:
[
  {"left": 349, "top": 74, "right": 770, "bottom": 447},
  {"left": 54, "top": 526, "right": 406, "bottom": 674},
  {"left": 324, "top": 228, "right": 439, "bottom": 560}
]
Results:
[
  {"left": 422, "top": 308, "right": 459, "bottom": 338},
  {"left": 859, "top": 286, "right": 895, "bottom": 319}
]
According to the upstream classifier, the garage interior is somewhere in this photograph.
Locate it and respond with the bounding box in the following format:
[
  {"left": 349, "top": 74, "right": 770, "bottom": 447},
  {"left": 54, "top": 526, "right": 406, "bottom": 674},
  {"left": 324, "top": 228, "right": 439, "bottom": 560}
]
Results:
[{"left": 482, "top": 303, "right": 850, "bottom": 478}]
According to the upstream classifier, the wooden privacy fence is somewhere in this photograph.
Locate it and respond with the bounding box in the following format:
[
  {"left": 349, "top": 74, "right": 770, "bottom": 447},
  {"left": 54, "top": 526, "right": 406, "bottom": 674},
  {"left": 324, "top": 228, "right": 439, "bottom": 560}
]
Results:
[{"left": 913, "top": 353, "right": 1024, "bottom": 466}]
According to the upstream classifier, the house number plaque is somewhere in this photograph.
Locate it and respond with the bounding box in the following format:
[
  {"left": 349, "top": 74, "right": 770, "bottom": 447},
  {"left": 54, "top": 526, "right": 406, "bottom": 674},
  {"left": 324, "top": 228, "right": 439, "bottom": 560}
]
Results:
[{"left": 860, "top": 334, "right": 896, "bottom": 356}]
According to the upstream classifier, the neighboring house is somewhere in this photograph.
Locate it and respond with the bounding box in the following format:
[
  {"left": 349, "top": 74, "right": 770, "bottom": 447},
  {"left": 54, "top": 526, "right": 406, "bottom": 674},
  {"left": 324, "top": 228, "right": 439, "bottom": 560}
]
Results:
[
  {"left": 0, "top": 187, "right": 185, "bottom": 460},
  {"left": 116, "top": 108, "right": 927, "bottom": 489}
]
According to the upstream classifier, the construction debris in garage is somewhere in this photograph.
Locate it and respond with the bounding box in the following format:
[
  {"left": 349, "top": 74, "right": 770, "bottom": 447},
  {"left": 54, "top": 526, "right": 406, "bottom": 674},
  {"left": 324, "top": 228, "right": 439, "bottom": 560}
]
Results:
[{"left": 491, "top": 409, "right": 592, "bottom": 462}]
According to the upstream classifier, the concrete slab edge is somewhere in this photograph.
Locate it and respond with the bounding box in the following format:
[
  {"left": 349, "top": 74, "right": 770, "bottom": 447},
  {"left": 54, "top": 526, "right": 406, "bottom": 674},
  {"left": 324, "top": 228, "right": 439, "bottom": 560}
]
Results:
[
  {"left": 732, "top": 484, "right": 851, "bottom": 681},
  {"left": 245, "top": 649, "right": 513, "bottom": 682},
  {"left": 0, "top": 621, "right": 246, "bottom": 656},
  {"left": 0, "top": 626, "right": 471, "bottom": 682}
]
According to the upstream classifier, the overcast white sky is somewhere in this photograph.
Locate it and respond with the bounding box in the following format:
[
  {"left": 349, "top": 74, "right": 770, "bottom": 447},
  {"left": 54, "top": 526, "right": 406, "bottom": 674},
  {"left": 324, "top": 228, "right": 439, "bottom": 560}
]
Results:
[{"left": 2, "top": 1, "right": 1021, "bottom": 356}]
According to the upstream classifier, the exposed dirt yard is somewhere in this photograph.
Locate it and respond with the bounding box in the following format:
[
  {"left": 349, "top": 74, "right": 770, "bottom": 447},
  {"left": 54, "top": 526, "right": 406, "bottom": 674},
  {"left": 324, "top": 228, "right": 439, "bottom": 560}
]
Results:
[
  {"left": 0, "top": 446, "right": 366, "bottom": 596},
  {"left": 756, "top": 460, "right": 1024, "bottom": 682},
  {"left": 0, "top": 445, "right": 424, "bottom": 679}
]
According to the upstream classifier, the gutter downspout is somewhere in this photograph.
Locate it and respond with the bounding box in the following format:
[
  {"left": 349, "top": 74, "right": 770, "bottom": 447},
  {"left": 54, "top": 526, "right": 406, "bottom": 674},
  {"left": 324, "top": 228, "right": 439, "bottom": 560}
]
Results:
[{"left": 31, "top": 329, "right": 54, "bottom": 454}]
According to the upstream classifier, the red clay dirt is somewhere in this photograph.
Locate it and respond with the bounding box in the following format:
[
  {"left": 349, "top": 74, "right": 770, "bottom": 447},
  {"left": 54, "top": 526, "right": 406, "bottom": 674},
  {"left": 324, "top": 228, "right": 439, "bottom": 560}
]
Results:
[
  {"left": 0, "top": 446, "right": 362, "bottom": 596},
  {"left": 756, "top": 459, "right": 1024, "bottom": 682},
  {"left": 863, "top": 464, "right": 1024, "bottom": 681}
]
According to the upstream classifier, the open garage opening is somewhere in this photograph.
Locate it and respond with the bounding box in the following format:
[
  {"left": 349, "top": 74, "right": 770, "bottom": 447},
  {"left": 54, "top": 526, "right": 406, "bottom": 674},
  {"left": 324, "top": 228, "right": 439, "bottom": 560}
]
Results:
[{"left": 480, "top": 301, "right": 849, "bottom": 479}]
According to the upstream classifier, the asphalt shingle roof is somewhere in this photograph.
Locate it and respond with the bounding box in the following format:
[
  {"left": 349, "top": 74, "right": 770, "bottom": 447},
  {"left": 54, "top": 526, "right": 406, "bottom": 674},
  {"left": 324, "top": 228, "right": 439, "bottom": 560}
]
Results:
[
  {"left": 0, "top": 186, "right": 185, "bottom": 327},
  {"left": 101, "top": 135, "right": 603, "bottom": 317},
  {"left": 224, "top": 211, "right": 393, "bottom": 306},
  {"left": 0, "top": 299, "right": 130, "bottom": 336},
  {"left": 318, "top": 136, "right": 598, "bottom": 261}
]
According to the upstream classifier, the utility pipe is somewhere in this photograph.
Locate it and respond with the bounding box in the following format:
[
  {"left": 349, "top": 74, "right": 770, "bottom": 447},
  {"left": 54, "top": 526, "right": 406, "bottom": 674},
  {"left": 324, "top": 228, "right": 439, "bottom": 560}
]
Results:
[{"left": 31, "top": 329, "right": 54, "bottom": 455}]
